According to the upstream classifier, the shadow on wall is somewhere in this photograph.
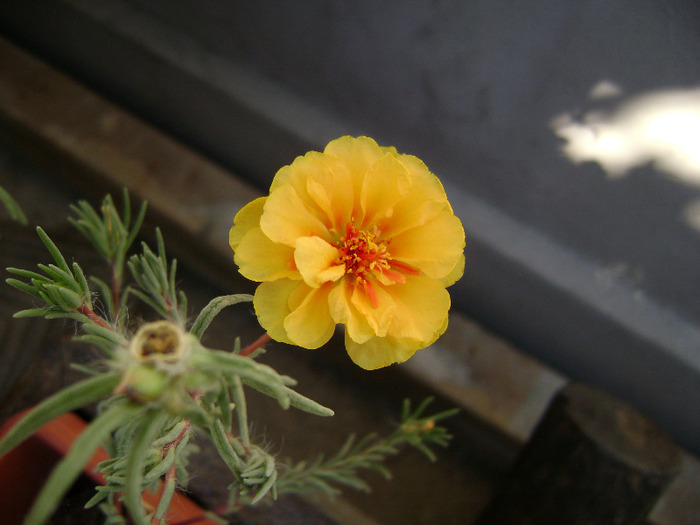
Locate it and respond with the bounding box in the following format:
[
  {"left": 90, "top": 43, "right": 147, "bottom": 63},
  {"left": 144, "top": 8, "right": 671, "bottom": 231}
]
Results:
[{"left": 552, "top": 81, "right": 700, "bottom": 232}]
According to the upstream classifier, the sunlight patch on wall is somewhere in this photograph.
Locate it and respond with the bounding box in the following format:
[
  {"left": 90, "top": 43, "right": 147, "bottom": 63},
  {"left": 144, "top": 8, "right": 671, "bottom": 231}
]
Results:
[{"left": 552, "top": 81, "right": 700, "bottom": 231}]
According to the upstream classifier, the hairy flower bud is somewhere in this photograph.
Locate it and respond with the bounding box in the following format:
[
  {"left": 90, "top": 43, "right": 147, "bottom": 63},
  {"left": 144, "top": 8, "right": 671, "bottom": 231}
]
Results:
[
  {"left": 130, "top": 320, "right": 187, "bottom": 364},
  {"left": 117, "top": 364, "right": 169, "bottom": 402}
]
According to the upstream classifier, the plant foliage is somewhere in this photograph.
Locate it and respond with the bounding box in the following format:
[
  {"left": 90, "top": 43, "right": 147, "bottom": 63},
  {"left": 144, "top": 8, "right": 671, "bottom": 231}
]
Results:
[{"left": 0, "top": 191, "right": 457, "bottom": 524}]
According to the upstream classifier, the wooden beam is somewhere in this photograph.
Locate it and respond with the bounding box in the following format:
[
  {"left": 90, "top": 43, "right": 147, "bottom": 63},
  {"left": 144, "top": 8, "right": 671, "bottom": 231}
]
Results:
[
  {"left": 476, "top": 383, "right": 682, "bottom": 525},
  {"left": 0, "top": 34, "right": 260, "bottom": 290}
]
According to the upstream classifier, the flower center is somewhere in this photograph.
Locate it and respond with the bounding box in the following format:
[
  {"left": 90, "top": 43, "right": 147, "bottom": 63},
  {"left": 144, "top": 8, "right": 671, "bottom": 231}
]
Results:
[
  {"left": 335, "top": 222, "right": 419, "bottom": 308},
  {"left": 337, "top": 224, "right": 390, "bottom": 277}
]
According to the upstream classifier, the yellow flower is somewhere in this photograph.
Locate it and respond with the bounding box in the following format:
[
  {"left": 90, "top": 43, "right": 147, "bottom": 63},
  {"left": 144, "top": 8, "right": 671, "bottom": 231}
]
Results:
[{"left": 230, "top": 136, "right": 465, "bottom": 369}]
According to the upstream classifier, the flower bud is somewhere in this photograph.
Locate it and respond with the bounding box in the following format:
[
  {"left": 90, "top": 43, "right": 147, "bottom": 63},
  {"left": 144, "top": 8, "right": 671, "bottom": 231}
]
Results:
[
  {"left": 118, "top": 364, "right": 169, "bottom": 402},
  {"left": 130, "top": 320, "right": 187, "bottom": 364}
]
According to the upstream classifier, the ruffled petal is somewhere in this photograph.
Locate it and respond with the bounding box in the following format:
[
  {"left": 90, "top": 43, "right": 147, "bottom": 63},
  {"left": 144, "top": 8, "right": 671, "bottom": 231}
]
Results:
[
  {"left": 324, "top": 136, "right": 384, "bottom": 221},
  {"left": 294, "top": 236, "right": 345, "bottom": 287},
  {"left": 389, "top": 211, "right": 465, "bottom": 280},
  {"left": 344, "top": 332, "right": 419, "bottom": 370},
  {"left": 359, "top": 153, "right": 412, "bottom": 228},
  {"left": 324, "top": 136, "right": 385, "bottom": 179},
  {"left": 234, "top": 227, "right": 298, "bottom": 282},
  {"left": 383, "top": 274, "right": 451, "bottom": 344},
  {"left": 253, "top": 280, "right": 298, "bottom": 345},
  {"left": 304, "top": 153, "right": 356, "bottom": 233},
  {"left": 229, "top": 197, "right": 266, "bottom": 250},
  {"left": 441, "top": 253, "right": 465, "bottom": 287},
  {"left": 328, "top": 279, "right": 375, "bottom": 344},
  {"left": 349, "top": 280, "right": 397, "bottom": 338},
  {"left": 345, "top": 311, "right": 450, "bottom": 370},
  {"left": 260, "top": 183, "right": 332, "bottom": 246},
  {"left": 374, "top": 156, "right": 450, "bottom": 238},
  {"left": 283, "top": 282, "right": 336, "bottom": 348},
  {"left": 270, "top": 152, "right": 356, "bottom": 234},
  {"left": 397, "top": 154, "right": 449, "bottom": 205}
]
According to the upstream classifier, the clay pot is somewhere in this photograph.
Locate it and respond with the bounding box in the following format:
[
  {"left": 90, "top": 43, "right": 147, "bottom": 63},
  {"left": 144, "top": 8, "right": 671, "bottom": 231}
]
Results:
[{"left": 0, "top": 410, "right": 220, "bottom": 524}]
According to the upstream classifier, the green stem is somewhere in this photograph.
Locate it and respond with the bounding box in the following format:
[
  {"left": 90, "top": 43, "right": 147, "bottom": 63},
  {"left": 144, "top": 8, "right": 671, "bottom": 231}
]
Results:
[{"left": 111, "top": 261, "right": 122, "bottom": 323}]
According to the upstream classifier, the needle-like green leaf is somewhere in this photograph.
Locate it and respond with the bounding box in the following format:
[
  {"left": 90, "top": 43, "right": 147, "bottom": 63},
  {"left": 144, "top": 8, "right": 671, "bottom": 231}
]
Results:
[
  {"left": 124, "top": 410, "right": 168, "bottom": 525},
  {"left": 23, "top": 400, "right": 142, "bottom": 525},
  {"left": 190, "top": 294, "right": 254, "bottom": 339},
  {"left": 0, "top": 372, "right": 122, "bottom": 458}
]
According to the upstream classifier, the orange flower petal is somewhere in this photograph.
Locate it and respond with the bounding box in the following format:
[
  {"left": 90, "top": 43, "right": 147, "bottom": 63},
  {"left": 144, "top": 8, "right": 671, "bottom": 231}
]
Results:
[
  {"left": 304, "top": 153, "right": 356, "bottom": 232},
  {"left": 397, "top": 154, "right": 450, "bottom": 205},
  {"left": 373, "top": 155, "right": 450, "bottom": 238},
  {"left": 344, "top": 332, "right": 419, "bottom": 370},
  {"left": 328, "top": 279, "right": 376, "bottom": 344},
  {"left": 234, "top": 227, "right": 298, "bottom": 282},
  {"left": 229, "top": 197, "right": 267, "bottom": 250},
  {"left": 389, "top": 211, "right": 465, "bottom": 279},
  {"left": 253, "top": 280, "right": 298, "bottom": 345},
  {"left": 260, "top": 183, "right": 332, "bottom": 246},
  {"left": 347, "top": 311, "right": 449, "bottom": 370},
  {"left": 359, "top": 152, "right": 412, "bottom": 227},
  {"left": 324, "top": 136, "right": 385, "bottom": 183},
  {"left": 382, "top": 274, "right": 451, "bottom": 344},
  {"left": 441, "top": 253, "right": 466, "bottom": 287},
  {"left": 294, "top": 236, "right": 345, "bottom": 287},
  {"left": 283, "top": 282, "right": 336, "bottom": 349},
  {"left": 349, "top": 280, "right": 397, "bottom": 338}
]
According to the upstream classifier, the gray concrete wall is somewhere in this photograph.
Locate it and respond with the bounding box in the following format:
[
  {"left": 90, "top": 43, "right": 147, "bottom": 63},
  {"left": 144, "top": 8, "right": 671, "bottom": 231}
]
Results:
[{"left": 131, "top": 0, "right": 700, "bottom": 321}]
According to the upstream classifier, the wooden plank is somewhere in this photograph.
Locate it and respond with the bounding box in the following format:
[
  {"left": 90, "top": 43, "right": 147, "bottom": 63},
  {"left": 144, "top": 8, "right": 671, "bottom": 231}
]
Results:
[{"left": 0, "top": 34, "right": 260, "bottom": 287}]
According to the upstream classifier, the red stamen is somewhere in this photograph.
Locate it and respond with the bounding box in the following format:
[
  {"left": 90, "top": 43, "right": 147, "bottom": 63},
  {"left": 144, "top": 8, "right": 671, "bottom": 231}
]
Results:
[
  {"left": 381, "top": 268, "right": 407, "bottom": 284},
  {"left": 389, "top": 260, "right": 421, "bottom": 275},
  {"left": 335, "top": 220, "right": 420, "bottom": 309},
  {"left": 362, "top": 278, "right": 380, "bottom": 309}
]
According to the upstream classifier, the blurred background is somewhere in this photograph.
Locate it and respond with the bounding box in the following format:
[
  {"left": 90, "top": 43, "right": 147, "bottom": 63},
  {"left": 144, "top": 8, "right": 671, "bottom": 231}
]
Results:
[{"left": 1, "top": 0, "right": 698, "bottom": 459}]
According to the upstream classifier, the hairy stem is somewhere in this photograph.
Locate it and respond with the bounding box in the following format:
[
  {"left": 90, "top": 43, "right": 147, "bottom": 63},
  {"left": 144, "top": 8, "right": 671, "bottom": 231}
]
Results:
[{"left": 77, "top": 303, "right": 113, "bottom": 331}]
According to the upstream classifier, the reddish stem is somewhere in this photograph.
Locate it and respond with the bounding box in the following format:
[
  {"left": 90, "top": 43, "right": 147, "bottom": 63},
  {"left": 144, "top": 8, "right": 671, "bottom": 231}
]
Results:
[
  {"left": 165, "top": 421, "right": 191, "bottom": 453},
  {"left": 239, "top": 333, "right": 271, "bottom": 357},
  {"left": 77, "top": 304, "right": 113, "bottom": 330}
]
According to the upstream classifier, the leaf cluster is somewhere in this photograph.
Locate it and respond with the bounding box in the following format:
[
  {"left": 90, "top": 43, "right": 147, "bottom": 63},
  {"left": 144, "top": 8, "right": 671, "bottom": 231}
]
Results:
[
  {"left": 6, "top": 227, "right": 94, "bottom": 322},
  {"left": 69, "top": 191, "right": 145, "bottom": 323},
  {"left": 127, "top": 229, "right": 187, "bottom": 325},
  {"left": 269, "top": 397, "right": 458, "bottom": 501}
]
